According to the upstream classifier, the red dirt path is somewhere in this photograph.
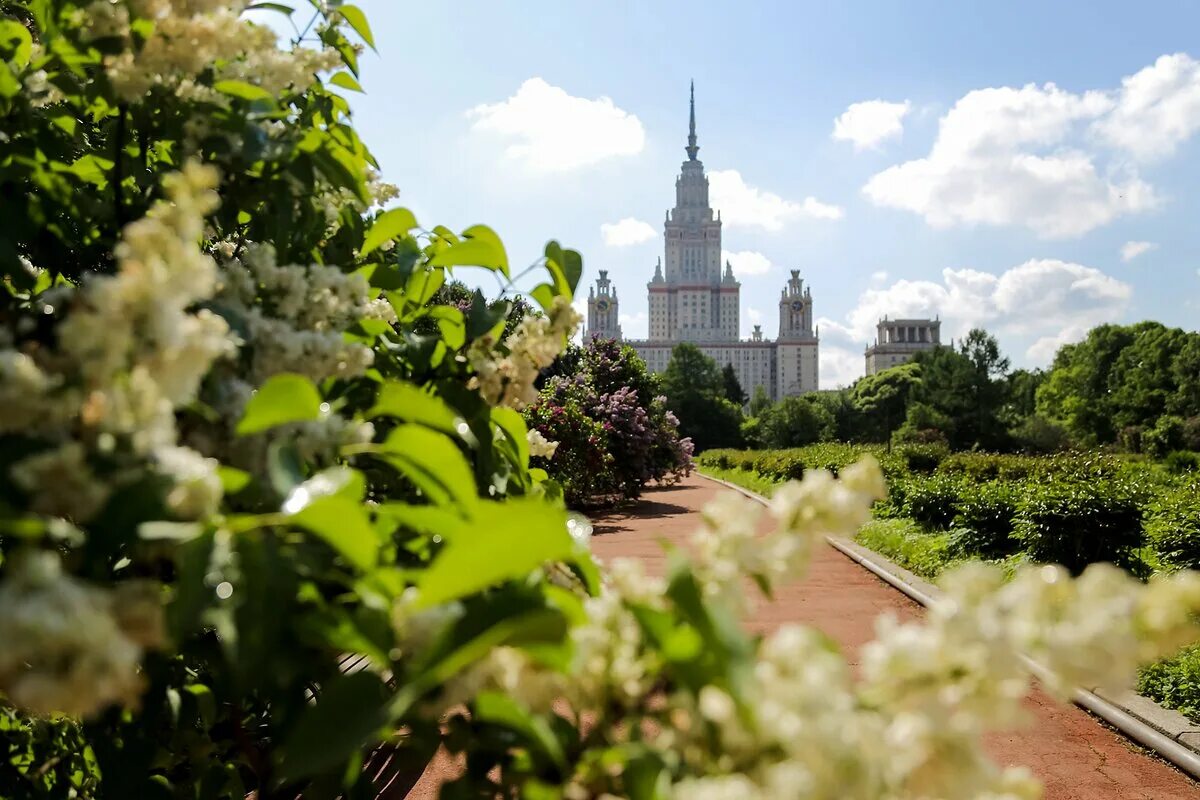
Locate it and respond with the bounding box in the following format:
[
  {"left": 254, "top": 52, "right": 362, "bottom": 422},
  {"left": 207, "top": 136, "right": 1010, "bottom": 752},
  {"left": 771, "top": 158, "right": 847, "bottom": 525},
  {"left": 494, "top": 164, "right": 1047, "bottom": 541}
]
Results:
[{"left": 406, "top": 474, "right": 1199, "bottom": 798}]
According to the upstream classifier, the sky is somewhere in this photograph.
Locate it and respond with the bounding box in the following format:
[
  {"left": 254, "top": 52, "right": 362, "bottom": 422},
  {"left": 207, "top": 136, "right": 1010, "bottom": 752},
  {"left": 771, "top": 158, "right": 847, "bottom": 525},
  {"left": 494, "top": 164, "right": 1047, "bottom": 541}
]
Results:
[{"left": 291, "top": 1, "right": 1200, "bottom": 387}]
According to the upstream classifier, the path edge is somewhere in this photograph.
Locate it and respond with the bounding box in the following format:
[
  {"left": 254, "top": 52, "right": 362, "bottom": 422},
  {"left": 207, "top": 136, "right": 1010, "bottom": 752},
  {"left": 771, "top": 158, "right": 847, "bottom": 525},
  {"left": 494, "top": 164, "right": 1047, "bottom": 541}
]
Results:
[{"left": 696, "top": 471, "right": 1200, "bottom": 780}]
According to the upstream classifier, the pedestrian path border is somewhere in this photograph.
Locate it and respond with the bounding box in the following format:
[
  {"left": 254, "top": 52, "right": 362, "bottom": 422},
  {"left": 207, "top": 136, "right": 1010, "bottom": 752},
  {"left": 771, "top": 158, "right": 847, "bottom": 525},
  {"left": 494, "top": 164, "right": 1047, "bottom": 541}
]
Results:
[{"left": 698, "top": 472, "right": 1200, "bottom": 780}]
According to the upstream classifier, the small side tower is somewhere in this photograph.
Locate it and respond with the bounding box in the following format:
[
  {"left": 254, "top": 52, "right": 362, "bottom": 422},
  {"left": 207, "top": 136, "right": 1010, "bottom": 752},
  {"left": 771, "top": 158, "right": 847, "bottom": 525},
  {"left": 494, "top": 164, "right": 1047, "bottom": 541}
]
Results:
[
  {"left": 775, "top": 269, "right": 819, "bottom": 396},
  {"left": 586, "top": 270, "right": 622, "bottom": 340}
]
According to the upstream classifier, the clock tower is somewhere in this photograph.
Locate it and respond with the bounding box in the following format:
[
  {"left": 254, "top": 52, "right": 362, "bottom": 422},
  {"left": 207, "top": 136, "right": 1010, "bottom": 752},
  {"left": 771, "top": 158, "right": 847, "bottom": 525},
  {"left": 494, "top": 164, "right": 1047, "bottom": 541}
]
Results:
[
  {"left": 586, "top": 269, "right": 622, "bottom": 339},
  {"left": 776, "top": 269, "right": 819, "bottom": 396}
]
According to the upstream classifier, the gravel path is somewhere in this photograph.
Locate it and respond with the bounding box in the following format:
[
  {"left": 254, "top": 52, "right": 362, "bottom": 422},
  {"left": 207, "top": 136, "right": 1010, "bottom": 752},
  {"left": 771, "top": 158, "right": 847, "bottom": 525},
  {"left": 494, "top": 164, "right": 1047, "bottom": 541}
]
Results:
[{"left": 404, "top": 474, "right": 1199, "bottom": 798}]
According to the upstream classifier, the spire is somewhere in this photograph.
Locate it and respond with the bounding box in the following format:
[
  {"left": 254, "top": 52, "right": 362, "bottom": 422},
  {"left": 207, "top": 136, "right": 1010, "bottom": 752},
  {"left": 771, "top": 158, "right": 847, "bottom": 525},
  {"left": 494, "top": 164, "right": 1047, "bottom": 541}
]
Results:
[{"left": 686, "top": 80, "right": 699, "bottom": 161}]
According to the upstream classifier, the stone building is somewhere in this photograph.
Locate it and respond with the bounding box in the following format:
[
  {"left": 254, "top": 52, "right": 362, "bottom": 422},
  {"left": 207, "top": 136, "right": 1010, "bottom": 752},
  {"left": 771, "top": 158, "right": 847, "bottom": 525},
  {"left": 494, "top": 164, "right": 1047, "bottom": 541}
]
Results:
[
  {"left": 584, "top": 84, "right": 819, "bottom": 400},
  {"left": 863, "top": 317, "right": 941, "bottom": 375}
]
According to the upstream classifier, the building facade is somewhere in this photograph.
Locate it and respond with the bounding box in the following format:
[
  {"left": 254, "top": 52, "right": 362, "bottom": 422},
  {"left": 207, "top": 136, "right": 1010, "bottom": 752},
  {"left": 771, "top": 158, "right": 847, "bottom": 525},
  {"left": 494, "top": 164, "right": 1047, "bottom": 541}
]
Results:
[
  {"left": 584, "top": 84, "right": 819, "bottom": 401},
  {"left": 863, "top": 317, "right": 941, "bottom": 375}
]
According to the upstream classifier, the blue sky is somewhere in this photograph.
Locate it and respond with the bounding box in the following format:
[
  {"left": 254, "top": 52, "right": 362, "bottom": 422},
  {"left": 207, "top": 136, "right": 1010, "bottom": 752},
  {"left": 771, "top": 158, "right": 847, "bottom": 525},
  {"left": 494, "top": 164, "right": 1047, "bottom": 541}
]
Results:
[{"left": 307, "top": 1, "right": 1200, "bottom": 387}]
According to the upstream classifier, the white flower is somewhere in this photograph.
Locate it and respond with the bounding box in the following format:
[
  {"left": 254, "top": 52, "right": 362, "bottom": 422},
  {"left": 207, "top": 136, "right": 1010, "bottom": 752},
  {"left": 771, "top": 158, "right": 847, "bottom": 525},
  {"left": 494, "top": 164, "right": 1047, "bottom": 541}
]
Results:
[
  {"left": 11, "top": 443, "right": 111, "bottom": 523},
  {"left": 0, "top": 551, "right": 160, "bottom": 718},
  {"left": 527, "top": 428, "right": 559, "bottom": 459},
  {"left": 154, "top": 445, "right": 223, "bottom": 519}
]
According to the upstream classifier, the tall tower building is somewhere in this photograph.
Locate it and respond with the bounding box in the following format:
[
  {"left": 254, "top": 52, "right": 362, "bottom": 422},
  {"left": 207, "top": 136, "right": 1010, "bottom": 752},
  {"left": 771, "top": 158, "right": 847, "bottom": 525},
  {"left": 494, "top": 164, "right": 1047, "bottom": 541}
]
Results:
[
  {"left": 649, "top": 82, "right": 740, "bottom": 343},
  {"left": 585, "top": 269, "right": 621, "bottom": 339},
  {"left": 585, "top": 84, "right": 820, "bottom": 400}
]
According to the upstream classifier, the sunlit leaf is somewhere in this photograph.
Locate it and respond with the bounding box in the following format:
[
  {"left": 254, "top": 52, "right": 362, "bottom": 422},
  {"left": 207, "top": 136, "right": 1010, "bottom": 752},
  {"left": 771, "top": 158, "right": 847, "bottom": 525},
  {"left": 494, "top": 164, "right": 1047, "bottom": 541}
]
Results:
[
  {"left": 416, "top": 498, "right": 571, "bottom": 607},
  {"left": 337, "top": 4, "right": 375, "bottom": 50},
  {"left": 361, "top": 207, "right": 416, "bottom": 256},
  {"left": 367, "top": 381, "right": 462, "bottom": 435},
  {"left": 235, "top": 374, "right": 322, "bottom": 435}
]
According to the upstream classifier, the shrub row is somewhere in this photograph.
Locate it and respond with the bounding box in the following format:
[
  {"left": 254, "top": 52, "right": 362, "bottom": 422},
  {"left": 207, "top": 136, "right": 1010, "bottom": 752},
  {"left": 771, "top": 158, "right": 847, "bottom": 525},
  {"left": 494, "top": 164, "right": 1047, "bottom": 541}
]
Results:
[{"left": 700, "top": 445, "right": 1199, "bottom": 573}]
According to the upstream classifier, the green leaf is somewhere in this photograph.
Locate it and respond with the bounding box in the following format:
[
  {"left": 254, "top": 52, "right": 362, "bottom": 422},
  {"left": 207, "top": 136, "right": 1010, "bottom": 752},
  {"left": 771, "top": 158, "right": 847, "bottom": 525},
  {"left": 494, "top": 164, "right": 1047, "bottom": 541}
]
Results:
[
  {"left": 473, "top": 691, "right": 566, "bottom": 770},
  {"left": 361, "top": 207, "right": 417, "bottom": 257},
  {"left": 217, "top": 466, "right": 252, "bottom": 494},
  {"left": 416, "top": 498, "right": 571, "bottom": 608},
  {"left": 529, "top": 283, "right": 557, "bottom": 313},
  {"left": 235, "top": 374, "right": 322, "bottom": 435},
  {"left": 428, "top": 306, "right": 466, "bottom": 350},
  {"left": 329, "top": 71, "right": 363, "bottom": 92},
  {"left": 0, "top": 20, "right": 33, "bottom": 67},
  {"left": 280, "top": 671, "right": 391, "bottom": 780},
  {"left": 429, "top": 227, "right": 509, "bottom": 276},
  {"left": 337, "top": 4, "right": 375, "bottom": 50},
  {"left": 376, "top": 425, "right": 477, "bottom": 511},
  {"left": 289, "top": 495, "right": 378, "bottom": 571},
  {"left": 367, "top": 381, "right": 462, "bottom": 435},
  {"left": 213, "top": 79, "right": 275, "bottom": 103},
  {"left": 491, "top": 407, "right": 529, "bottom": 469},
  {"left": 376, "top": 503, "right": 469, "bottom": 542},
  {"left": 246, "top": 2, "right": 295, "bottom": 14}
]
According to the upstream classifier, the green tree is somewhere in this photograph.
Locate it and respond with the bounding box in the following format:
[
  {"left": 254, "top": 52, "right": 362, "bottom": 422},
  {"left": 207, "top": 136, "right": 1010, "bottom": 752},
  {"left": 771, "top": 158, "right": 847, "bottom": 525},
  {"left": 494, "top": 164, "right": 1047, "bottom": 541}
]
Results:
[
  {"left": 1037, "top": 324, "right": 1139, "bottom": 444},
  {"left": 661, "top": 343, "right": 743, "bottom": 452},
  {"left": 806, "top": 389, "right": 863, "bottom": 442},
  {"left": 760, "top": 396, "right": 834, "bottom": 448},
  {"left": 851, "top": 362, "right": 922, "bottom": 446},
  {"left": 748, "top": 384, "right": 773, "bottom": 418},
  {"left": 721, "top": 363, "right": 748, "bottom": 407}
]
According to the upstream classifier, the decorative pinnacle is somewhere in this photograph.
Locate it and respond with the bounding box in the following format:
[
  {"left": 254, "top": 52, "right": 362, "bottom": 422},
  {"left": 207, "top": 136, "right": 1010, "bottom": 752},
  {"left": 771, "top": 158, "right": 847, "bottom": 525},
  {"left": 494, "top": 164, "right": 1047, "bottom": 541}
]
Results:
[{"left": 686, "top": 80, "right": 699, "bottom": 161}]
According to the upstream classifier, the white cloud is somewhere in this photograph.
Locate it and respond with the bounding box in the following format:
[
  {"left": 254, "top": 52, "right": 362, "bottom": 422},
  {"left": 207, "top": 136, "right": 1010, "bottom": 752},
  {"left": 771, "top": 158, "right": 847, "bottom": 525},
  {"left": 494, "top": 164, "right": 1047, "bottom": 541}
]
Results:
[
  {"left": 871, "top": 270, "right": 889, "bottom": 284},
  {"left": 722, "top": 249, "right": 773, "bottom": 276},
  {"left": 601, "top": 217, "right": 656, "bottom": 247},
  {"left": 1094, "top": 53, "right": 1200, "bottom": 161},
  {"left": 1120, "top": 240, "right": 1157, "bottom": 262},
  {"left": 709, "top": 169, "right": 843, "bottom": 231},
  {"left": 618, "top": 311, "right": 648, "bottom": 338},
  {"left": 830, "top": 259, "right": 1131, "bottom": 363},
  {"left": 748, "top": 308, "right": 763, "bottom": 323},
  {"left": 467, "top": 78, "right": 645, "bottom": 172},
  {"left": 832, "top": 99, "right": 911, "bottom": 150},
  {"left": 863, "top": 80, "right": 1159, "bottom": 238},
  {"left": 820, "top": 345, "right": 866, "bottom": 389}
]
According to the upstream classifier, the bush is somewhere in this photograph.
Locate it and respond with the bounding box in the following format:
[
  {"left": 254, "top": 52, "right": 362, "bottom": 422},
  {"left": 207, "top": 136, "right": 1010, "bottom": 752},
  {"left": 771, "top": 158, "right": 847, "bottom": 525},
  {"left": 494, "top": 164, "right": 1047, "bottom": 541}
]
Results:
[
  {"left": 1009, "top": 415, "right": 1070, "bottom": 454},
  {"left": 1144, "top": 415, "right": 1187, "bottom": 459},
  {"left": 900, "top": 443, "right": 949, "bottom": 473},
  {"left": 527, "top": 339, "right": 693, "bottom": 505},
  {"left": 938, "top": 453, "right": 1040, "bottom": 482},
  {"left": 1013, "top": 479, "right": 1146, "bottom": 573},
  {"left": 1138, "top": 645, "right": 1200, "bottom": 725},
  {"left": 1146, "top": 479, "right": 1200, "bottom": 570},
  {"left": 950, "top": 481, "right": 1020, "bottom": 558},
  {"left": 901, "top": 474, "right": 963, "bottom": 530},
  {"left": 1164, "top": 450, "right": 1200, "bottom": 475}
]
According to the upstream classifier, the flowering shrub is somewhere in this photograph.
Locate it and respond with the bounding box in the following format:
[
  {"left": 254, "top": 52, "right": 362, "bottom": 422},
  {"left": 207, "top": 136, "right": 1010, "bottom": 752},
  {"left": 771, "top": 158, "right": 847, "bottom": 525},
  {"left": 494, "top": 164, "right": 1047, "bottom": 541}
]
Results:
[
  {"left": 526, "top": 337, "right": 692, "bottom": 506},
  {"left": 3, "top": 5, "right": 1200, "bottom": 800}
]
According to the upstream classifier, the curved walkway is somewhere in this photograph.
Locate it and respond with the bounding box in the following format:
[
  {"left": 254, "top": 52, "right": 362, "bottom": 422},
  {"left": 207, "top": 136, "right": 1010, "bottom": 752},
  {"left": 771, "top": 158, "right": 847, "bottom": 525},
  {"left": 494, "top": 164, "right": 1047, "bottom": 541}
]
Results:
[{"left": 587, "top": 475, "right": 1199, "bottom": 800}]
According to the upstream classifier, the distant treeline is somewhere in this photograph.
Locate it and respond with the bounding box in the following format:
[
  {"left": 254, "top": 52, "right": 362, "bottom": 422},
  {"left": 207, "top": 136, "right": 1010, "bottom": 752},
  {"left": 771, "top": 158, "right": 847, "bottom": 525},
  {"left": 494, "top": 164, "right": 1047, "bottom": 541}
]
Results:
[{"left": 657, "top": 322, "right": 1200, "bottom": 456}]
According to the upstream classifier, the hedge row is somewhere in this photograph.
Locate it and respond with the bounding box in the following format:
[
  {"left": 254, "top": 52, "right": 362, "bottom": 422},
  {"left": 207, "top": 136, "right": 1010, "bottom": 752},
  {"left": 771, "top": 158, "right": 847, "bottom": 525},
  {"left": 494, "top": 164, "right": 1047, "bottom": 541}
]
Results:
[{"left": 698, "top": 446, "right": 1198, "bottom": 573}]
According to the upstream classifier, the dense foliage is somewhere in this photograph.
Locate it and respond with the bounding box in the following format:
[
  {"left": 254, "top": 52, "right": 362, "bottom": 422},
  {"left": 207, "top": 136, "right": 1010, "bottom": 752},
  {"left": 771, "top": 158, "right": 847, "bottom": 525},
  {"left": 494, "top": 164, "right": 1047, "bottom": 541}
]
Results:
[
  {"left": 5, "top": 4, "right": 1200, "bottom": 799},
  {"left": 659, "top": 342, "right": 743, "bottom": 452},
  {"left": 525, "top": 337, "right": 692, "bottom": 506}
]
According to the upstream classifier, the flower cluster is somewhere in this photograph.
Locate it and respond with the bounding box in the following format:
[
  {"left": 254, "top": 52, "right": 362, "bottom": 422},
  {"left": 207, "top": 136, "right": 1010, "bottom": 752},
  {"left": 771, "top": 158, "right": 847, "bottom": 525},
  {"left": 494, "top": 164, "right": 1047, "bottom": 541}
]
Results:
[
  {"left": 468, "top": 296, "right": 581, "bottom": 410},
  {"left": 0, "top": 551, "right": 163, "bottom": 718},
  {"left": 524, "top": 338, "right": 692, "bottom": 505},
  {"left": 1, "top": 163, "right": 233, "bottom": 524},
  {"left": 90, "top": 0, "right": 342, "bottom": 103},
  {"left": 217, "top": 243, "right": 377, "bottom": 384}
]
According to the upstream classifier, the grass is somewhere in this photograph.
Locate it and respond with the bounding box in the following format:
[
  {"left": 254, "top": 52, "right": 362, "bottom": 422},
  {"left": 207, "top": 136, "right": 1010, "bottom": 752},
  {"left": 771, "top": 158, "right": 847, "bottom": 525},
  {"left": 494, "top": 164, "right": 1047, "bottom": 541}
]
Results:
[
  {"left": 855, "top": 519, "right": 959, "bottom": 581},
  {"left": 698, "top": 465, "right": 779, "bottom": 498}
]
